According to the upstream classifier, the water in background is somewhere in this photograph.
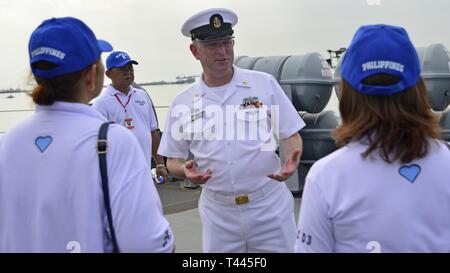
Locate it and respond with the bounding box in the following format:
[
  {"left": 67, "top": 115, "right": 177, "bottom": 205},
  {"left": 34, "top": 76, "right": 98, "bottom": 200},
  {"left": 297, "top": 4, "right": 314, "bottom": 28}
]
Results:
[
  {"left": 0, "top": 83, "right": 339, "bottom": 135},
  {"left": 0, "top": 93, "right": 35, "bottom": 135}
]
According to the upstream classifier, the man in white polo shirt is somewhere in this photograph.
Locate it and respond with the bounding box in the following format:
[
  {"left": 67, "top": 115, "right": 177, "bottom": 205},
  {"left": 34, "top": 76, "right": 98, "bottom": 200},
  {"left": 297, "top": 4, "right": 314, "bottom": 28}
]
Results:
[{"left": 92, "top": 51, "right": 168, "bottom": 183}]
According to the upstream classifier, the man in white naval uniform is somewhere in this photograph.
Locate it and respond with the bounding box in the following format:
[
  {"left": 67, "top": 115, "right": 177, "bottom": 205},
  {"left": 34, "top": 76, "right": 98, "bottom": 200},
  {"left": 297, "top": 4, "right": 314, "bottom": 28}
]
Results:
[
  {"left": 92, "top": 51, "right": 168, "bottom": 182},
  {"left": 158, "top": 8, "right": 305, "bottom": 252}
]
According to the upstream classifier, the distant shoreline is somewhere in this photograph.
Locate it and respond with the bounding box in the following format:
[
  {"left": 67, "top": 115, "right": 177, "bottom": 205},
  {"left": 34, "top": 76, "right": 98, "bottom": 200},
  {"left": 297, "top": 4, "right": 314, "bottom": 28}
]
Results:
[
  {"left": 0, "top": 78, "right": 196, "bottom": 94},
  {"left": 138, "top": 80, "right": 195, "bottom": 86},
  {"left": 0, "top": 90, "right": 27, "bottom": 94}
]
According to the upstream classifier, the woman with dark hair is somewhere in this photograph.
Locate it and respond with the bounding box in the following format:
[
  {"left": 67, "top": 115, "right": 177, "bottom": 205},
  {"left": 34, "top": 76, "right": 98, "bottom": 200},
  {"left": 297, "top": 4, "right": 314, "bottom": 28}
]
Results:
[
  {"left": 296, "top": 24, "right": 450, "bottom": 253},
  {"left": 0, "top": 17, "right": 174, "bottom": 252}
]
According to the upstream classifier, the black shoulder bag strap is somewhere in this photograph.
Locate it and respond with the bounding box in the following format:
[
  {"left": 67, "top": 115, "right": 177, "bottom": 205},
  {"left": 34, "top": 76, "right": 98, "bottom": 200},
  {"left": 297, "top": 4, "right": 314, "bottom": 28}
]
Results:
[{"left": 97, "top": 122, "right": 120, "bottom": 253}]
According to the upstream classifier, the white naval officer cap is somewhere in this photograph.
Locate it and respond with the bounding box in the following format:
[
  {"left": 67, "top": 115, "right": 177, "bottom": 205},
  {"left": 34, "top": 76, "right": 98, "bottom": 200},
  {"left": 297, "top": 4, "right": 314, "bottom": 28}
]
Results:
[{"left": 181, "top": 8, "right": 238, "bottom": 41}]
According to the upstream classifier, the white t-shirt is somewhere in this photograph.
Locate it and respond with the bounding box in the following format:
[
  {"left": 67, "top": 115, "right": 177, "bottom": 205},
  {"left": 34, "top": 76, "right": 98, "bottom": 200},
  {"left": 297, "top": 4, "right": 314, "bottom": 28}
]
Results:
[
  {"left": 205, "top": 82, "right": 230, "bottom": 100},
  {"left": 0, "top": 102, "right": 173, "bottom": 252},
  {"left": 91, "top": 85, "right": 158, "bottom": 167},
  {"left": 296, "top": 138, "right": 450, "bottom": 253}
]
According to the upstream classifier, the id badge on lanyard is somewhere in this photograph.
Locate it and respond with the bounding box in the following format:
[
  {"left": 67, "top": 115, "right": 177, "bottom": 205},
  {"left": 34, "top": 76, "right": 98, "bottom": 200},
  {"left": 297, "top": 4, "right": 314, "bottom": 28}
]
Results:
[{"left": 114, "top": 93, "right": 134, "bottom": 129}]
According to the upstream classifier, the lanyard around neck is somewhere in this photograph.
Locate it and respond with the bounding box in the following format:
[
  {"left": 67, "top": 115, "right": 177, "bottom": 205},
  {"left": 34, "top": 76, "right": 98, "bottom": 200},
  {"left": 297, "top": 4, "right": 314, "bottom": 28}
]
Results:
[{"left": 114, "top": 93, "right": 132, "bottom": 113}]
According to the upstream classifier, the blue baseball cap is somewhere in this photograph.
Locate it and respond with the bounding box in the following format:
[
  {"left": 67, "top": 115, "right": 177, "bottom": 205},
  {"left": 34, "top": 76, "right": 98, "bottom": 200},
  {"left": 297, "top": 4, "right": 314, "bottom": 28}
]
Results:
[
  {"left": 106, "top": 51, "right": 139, "bottom": 70},
  {"left": 29, "top": 17, "right": 113, "bottom": 79},
  {"left": 341, "top": 24, "right": 421, "bottom": 96}
]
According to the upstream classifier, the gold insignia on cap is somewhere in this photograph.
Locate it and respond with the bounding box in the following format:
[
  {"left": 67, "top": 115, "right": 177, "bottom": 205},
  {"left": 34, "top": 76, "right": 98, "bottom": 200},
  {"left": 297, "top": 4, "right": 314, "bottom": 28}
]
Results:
[
  {"left": 243, "top": 80, "right": 248, "bottom": 85},
  {"left": 212, "top": 16, "right": 221, "bottom": 29}
]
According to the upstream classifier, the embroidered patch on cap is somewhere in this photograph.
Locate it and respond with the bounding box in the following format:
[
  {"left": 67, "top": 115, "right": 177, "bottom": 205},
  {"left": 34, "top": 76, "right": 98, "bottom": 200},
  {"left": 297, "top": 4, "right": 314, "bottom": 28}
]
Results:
[{"left": 210, "top": 14, "right": 223, "bottom": 29}]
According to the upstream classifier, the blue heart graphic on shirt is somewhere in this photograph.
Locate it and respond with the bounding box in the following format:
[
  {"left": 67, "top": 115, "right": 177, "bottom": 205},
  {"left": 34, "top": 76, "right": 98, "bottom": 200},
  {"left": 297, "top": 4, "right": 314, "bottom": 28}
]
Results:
[
  {"left": 399, "top": 164, "right": 421, "bottom": 183},
  {"left": 35, "top": 136, "right": 53, "bottom": 153}
]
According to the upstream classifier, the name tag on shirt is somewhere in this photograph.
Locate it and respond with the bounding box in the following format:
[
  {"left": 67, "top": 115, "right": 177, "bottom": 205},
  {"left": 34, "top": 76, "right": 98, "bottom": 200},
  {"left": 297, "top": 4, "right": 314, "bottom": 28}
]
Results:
[
  {"left": 124, "top": 117, "right": 134, "bottom": 129},
  {"left": 191, "top": 111, "right": 205, "bottom": 122}
]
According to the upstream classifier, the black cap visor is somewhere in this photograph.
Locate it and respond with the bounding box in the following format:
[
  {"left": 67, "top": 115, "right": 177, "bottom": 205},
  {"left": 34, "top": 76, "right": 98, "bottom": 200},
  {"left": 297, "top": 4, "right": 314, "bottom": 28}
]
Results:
[{"left": 191, "top": 23, "right": 234, "bottom": 41}]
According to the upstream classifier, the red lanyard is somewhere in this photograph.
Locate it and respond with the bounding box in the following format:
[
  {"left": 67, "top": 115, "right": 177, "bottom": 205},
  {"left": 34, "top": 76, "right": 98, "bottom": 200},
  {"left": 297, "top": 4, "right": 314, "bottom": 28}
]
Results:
[{"left": 114, "top": 93, "right": 132, "bottom": 113}]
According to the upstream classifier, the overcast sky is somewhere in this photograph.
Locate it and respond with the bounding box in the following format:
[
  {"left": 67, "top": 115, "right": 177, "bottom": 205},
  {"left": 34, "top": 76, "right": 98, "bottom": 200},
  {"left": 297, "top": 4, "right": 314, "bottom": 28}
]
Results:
[{"left": 0, "top": 0, "right": 449, "bottom": 89}]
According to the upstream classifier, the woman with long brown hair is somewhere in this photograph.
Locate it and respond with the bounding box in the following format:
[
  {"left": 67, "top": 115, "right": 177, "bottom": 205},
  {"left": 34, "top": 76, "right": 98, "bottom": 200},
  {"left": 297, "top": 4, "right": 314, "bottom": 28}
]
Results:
[{"left": 296, "top": 24, "right": 450, "bottom": 252}]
